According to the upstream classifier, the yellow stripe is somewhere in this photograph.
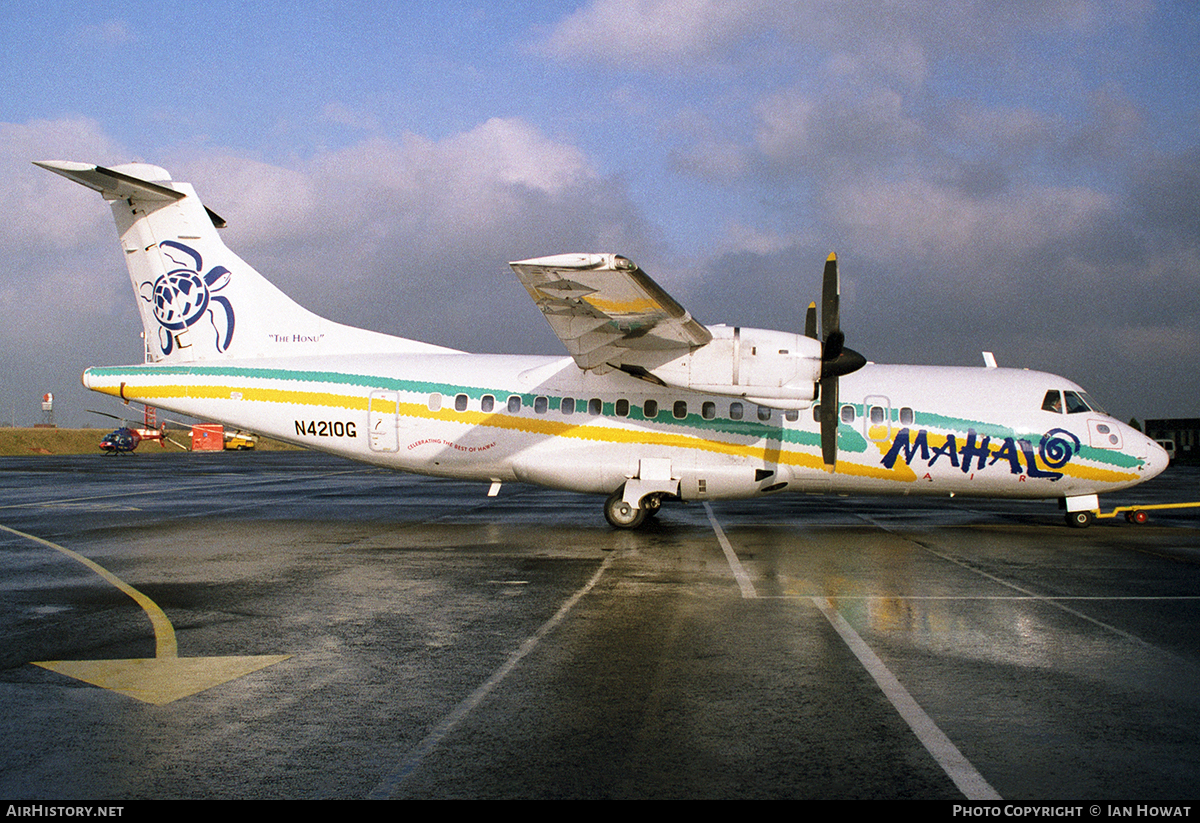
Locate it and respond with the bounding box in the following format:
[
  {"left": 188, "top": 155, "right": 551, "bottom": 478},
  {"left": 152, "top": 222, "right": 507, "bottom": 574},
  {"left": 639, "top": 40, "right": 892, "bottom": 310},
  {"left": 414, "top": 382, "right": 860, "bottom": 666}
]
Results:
[
  {"left": 97, "top": 378, "right": 1138, "bottom": 485},
  {"left": 580, "top": 295, "right": 660, "bottom": 314}
]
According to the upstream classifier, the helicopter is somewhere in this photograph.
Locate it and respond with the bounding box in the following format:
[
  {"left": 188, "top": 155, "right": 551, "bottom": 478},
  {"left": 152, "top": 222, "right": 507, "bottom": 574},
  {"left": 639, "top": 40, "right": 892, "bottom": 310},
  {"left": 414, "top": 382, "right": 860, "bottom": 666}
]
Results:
[
  {"left": 89, "top": 406, "right": 189, "bottom": 454},
  {"left": 98, "top": 426, "right": 141, "bottom": 454}
]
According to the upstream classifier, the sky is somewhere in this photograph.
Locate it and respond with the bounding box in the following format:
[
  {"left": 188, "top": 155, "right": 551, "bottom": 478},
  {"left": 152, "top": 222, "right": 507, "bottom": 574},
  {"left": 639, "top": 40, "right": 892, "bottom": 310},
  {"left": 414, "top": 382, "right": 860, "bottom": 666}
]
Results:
[{"left": 1, "top": 0, "right": 1198, "bottom": 427}]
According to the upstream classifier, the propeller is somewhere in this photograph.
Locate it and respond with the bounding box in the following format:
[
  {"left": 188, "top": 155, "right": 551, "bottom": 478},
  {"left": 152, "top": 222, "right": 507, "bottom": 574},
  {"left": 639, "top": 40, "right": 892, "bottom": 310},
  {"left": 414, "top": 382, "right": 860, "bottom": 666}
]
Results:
[{"left": 811, "top": 253, "right": 866, "bottom": 472}]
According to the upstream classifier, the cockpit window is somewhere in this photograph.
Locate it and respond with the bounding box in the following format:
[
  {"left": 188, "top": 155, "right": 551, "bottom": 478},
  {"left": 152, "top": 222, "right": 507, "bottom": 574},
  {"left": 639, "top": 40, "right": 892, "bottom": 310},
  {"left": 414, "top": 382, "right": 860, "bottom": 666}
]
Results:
[
  {"left": 1063, "top": 390, "right": 1090, "bottom": 414},
  {"left": 1078, "top": 392, "right": 1106, "bottom": 415},
  {"left": 1042, "top": 390, "right": 1062, "bottom": 413}
]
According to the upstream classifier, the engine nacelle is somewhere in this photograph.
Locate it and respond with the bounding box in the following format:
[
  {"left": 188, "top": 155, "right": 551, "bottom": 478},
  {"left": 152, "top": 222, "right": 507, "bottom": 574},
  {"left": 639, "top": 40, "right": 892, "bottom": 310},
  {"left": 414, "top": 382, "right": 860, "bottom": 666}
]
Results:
[{"left": 647, "top": 325, "right": 823, "bottom": 409}]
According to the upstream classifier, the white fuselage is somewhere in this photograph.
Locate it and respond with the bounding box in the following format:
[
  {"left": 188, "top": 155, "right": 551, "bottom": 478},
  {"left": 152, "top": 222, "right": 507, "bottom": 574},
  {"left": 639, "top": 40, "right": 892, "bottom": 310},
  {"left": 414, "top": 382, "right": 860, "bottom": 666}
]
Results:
[{"left": 82, "top": 351, "right": 1168, "bottom": 504}]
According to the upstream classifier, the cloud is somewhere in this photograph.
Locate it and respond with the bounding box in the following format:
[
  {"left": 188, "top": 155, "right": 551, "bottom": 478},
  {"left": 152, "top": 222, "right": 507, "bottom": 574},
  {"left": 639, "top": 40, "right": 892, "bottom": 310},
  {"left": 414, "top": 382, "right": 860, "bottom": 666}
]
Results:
[
  {"left": 320, "top": 102, "right": 382, "bottom": 134},
  {"left": 530, "top": 0, "right": 780, "bottom": 68},
  {"left": 110, "top": 117, "right": 649, "bottom": 354},
  {"left": 825, "top": 178, "right": 1115, "bottom": 265},
  {"left": 0, "top": 117, "right": 127, "bottom": 252},
  {"left": 2, "top": 115, "right": 657, "bottom": 424}
]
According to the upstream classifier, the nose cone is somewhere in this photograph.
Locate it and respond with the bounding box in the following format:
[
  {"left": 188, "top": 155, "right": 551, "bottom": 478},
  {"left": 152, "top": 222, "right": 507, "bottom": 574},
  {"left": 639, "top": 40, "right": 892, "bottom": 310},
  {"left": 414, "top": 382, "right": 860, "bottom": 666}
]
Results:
[{"left": 1141, "top": 434, "right": 1170, "bottom": 482}]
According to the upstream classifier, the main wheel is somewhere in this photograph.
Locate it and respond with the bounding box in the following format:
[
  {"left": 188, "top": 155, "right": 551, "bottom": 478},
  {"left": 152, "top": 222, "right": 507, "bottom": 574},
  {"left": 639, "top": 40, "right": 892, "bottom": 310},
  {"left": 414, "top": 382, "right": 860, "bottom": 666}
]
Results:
[
  {"left": 642, "top": 494, "right": 662, "bottom": 518},
  {"left": 604, "top": 488, "right": 647, "bottom": 529},
  {"left": 1065, "top": 510, "right": 1095, "bottom": 528}
]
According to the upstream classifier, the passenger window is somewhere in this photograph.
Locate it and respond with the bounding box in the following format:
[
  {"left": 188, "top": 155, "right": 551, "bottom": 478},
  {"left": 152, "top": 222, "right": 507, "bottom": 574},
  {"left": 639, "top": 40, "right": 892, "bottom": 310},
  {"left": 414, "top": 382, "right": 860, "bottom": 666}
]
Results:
[
  {"left": 840, "top": 405, "right": 855, "bottom": 424},
  {"left": 588, "top": 398, "right": 602, "bottom": 415},
  {"left": 1063, "top": 390, "right": 1089, "bottom": 414},
  {"left": 507, "top": 395, "right": 522, "bottom": 413},
  {"left": 562, "top": 397, "right": 575, "bottom": 415},
  {"left": 674, "top": 400, "right": 687, "bottom": 419},
  {"left": 534, "top": 396, "right": 548, "bottom": 414},
  {"left": 812, "top": 404, "right": 821, "bottom": 423},
  {"left": 899, "top": 407, "right": 913, "bottom": 425},
  {"left": 1042, "top": 390, "right": 1063, "bottom": 413},
  {"left": 455, "top": 393, "right": 468, "bottom": 412},
  {"left": 702, "top": 401, "right": 716, "bottom": 420},
  {"left": 428, "top": 393, "right": 442, "bottom": 412},
  {"left": 615, "top": 398, "right": 630, "bottom": 417},
  {"left": 481, "top": 395, "right": 494, "bottom": 413},
  {"left": 870, "top": 406, "right": 885, "bottom": 424},
  {"left": 784, "top": 409, "right": 799, "bottom": 422},
  {"left": 644, "top": 399, "right": 658, "bottom": 419},
  {"left": 757, "top": 405, "right": 772, "bottom": 422},
  {"left": 730, "top": 402, "right": 744, "bottom": 421}
]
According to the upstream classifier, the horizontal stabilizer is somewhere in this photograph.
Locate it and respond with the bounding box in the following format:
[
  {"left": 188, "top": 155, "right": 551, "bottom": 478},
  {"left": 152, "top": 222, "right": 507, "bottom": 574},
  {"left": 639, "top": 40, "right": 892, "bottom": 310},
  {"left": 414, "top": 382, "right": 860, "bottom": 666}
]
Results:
[{"left": 34, "top": 161, "right": 183, "bottom": 203}]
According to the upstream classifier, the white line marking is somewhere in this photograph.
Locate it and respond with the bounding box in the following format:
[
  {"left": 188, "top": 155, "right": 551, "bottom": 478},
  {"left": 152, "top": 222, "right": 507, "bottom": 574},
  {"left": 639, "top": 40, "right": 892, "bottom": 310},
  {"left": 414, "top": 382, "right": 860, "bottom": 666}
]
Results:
[
  {"left": 369, "top": 551, "right": 617, "bottom": 799},
  {"left": 758, "top": 595, "right": 1200, "bottom": 601},
  {"left": 811, "top": 596, "right": 1002, "bottom": 800},
  {"left": 863, "top": 522, "right": 1191, "bottom": 659},
  {"left": 704, "top": 502, "right": 756, "bottom": 599},
  {"left": 702, "top": 506, "right": 1000, "bottom": 800}
]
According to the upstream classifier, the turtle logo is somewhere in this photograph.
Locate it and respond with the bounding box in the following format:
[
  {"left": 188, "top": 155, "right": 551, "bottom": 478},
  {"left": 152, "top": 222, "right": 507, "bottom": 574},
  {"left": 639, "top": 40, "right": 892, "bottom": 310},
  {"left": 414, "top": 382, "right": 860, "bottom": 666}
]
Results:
[{"left": 139, "top": 241, "right": 235, "bottom": 356}]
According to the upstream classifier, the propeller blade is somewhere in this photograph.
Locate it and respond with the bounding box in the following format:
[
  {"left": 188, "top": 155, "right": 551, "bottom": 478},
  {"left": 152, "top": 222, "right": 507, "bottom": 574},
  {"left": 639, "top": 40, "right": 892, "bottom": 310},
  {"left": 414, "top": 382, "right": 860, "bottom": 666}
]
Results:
[
  {"left": 88, "top": 408, "right": 126, "bottom": 422},
  {"left": 819, "top": 375, "right": 839, "bottom": 471},
  {"left": 823, "top": 328, "right": 844, "bottom": 364},
  {"left": 804, "top": 302, "right": 818, "bottom": 339},
  {"left": 814, "top": 252, "right": 865, "bottom": 472},
  {"left": 821, "top": 252, "right": 839, "bottom": 340}
]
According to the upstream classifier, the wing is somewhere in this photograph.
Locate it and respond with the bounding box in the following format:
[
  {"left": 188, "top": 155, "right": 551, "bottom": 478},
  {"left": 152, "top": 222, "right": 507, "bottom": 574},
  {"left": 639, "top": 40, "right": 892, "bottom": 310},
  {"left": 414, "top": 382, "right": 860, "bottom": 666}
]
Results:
[{"left": 509, "top": 253, "right": 712, "bottom": 371}]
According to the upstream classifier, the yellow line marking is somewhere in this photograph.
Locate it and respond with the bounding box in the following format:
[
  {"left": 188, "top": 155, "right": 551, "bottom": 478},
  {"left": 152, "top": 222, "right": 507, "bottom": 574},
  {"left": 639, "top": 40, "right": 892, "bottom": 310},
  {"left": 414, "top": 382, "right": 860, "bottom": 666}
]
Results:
[
  {"left": 1, "top": 523, "right": 177, "bottom": 658},
  {"left": 2, "top": 523, "right": 289, "bottom": 704}
]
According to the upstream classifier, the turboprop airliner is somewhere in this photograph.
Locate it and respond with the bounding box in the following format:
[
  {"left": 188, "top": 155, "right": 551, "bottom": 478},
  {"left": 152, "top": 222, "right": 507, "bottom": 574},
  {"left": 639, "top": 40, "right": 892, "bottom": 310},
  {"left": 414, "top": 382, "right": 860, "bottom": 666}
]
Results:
[{"left": 37, "top": 160, "right": 1169, "bottom": 528}]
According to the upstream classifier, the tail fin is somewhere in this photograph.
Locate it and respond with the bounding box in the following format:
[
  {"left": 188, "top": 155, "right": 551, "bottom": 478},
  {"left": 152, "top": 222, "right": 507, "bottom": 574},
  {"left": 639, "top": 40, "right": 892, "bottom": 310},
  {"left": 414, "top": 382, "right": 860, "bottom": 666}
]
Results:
[{"left": 36, "top": 161, "right": 454, "bottom": 362}]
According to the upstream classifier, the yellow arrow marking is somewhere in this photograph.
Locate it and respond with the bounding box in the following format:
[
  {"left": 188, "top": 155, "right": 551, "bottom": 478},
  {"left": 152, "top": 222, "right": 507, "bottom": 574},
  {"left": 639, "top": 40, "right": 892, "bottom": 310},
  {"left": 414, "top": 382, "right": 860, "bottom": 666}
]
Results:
[{"left": 2, "top": 523, "right": 289, "bottom": 705}]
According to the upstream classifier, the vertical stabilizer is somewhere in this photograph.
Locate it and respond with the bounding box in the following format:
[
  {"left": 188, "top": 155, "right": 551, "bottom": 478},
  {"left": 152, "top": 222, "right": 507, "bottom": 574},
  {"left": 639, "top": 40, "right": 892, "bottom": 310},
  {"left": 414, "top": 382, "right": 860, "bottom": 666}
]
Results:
[{"left": 36, "top": 161, "right": 455, "bottom": 362}]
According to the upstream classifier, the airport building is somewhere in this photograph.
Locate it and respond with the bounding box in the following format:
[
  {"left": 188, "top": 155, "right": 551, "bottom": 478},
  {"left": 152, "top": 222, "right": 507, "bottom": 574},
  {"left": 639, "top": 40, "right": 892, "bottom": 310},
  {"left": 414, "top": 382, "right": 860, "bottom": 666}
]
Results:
[{"left": 1144, "top": 418, "right": 1200, "bottom": 464}]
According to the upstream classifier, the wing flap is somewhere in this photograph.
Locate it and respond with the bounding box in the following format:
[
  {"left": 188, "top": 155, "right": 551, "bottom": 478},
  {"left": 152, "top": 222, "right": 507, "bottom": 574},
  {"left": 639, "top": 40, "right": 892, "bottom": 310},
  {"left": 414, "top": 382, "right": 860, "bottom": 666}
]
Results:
[{"left": 510, "top": 253, "right": 711, "bottom": 371}]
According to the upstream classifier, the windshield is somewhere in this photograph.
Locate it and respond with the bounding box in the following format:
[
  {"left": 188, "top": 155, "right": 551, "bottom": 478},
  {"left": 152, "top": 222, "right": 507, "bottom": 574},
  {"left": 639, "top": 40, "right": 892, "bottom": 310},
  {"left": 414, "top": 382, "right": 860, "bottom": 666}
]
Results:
[{"left": 1043, "top": 389, "right": 1109, "bottom": 415}]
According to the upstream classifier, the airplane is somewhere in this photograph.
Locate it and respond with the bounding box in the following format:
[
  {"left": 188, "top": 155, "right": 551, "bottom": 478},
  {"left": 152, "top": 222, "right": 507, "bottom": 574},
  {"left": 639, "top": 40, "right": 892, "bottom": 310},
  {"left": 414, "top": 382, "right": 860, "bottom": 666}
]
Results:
[{"left": 37, "top": 160, "right": 1169, "bottom": 529}]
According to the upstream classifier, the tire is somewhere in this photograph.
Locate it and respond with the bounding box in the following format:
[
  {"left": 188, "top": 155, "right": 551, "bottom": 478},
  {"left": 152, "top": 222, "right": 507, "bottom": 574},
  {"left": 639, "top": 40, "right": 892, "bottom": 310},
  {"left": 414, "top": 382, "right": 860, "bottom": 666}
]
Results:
[
  {"left": 1065, "top": 510, "right": 1094, "bottom": 528},
  {"left": 604, "top": 488, "right": 647, "bottom": 529},
  {"left": 1131, "top": 510, "right": 1149, "bottom": 525}
]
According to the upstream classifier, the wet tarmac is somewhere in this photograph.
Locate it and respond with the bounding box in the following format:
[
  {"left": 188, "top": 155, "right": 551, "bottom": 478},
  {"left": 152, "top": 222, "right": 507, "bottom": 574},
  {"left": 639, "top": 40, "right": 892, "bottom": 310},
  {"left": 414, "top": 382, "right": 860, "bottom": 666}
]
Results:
[{"left": 2, "top": 451, "right": 1200, "bottom": 799}]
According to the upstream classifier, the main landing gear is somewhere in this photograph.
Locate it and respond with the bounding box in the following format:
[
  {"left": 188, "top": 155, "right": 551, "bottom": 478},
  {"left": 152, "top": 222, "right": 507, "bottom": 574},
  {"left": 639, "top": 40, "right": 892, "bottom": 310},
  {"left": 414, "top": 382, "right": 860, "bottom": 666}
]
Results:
[
  {"left": 603, "top": 488, "right": 662, "bottom": 529},
  {"left": 1065, "top": 510, "right": 1095, "bottom": 528}
]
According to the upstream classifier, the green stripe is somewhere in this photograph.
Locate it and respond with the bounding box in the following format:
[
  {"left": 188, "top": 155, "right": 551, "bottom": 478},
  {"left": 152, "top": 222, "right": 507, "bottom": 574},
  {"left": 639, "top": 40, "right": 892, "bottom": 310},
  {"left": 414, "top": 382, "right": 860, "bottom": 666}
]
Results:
[{"left": 87, "top": 364, "right": 1144, "bottom": 468}]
